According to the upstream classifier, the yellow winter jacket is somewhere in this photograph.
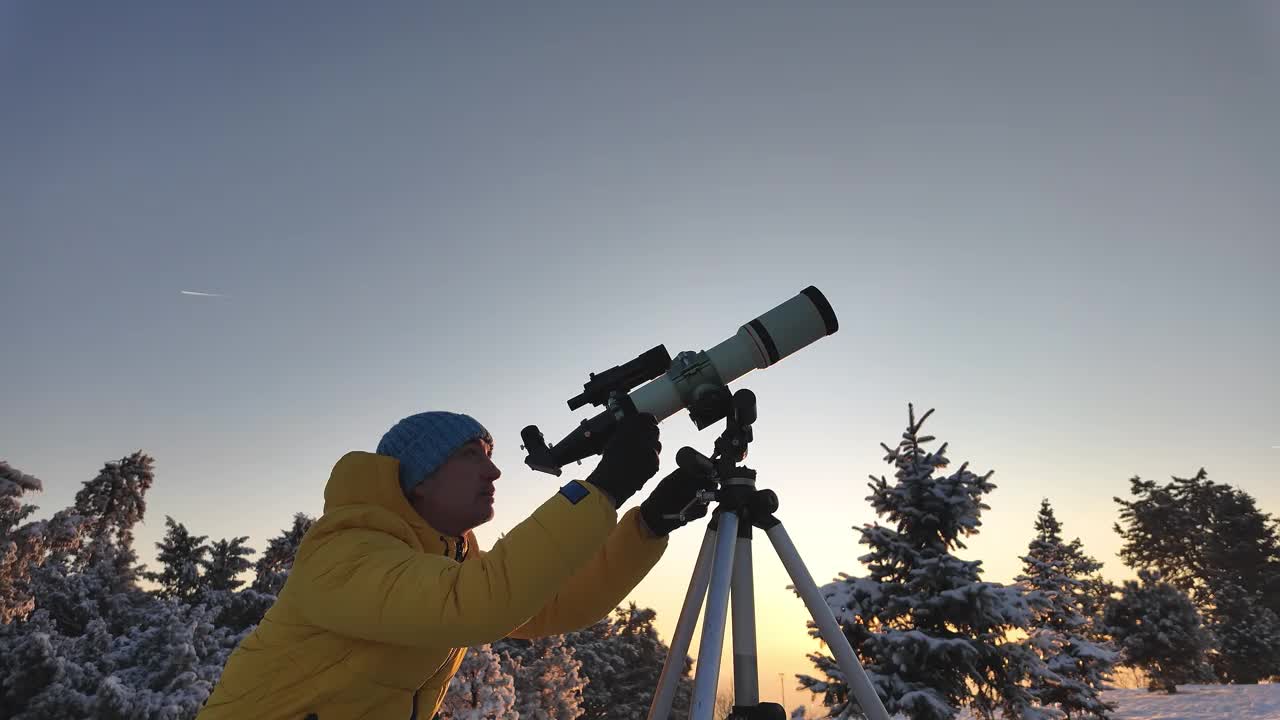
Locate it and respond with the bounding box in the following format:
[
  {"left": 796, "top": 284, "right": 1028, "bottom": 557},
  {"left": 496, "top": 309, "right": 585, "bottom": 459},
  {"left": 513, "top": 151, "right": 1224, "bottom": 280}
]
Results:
[{"left": 197, "top": 450, "right": 667, "bottom": 720}]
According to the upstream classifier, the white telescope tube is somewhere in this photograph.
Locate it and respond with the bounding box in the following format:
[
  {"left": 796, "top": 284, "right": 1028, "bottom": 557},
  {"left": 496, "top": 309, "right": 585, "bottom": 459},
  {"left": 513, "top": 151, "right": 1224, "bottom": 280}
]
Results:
[
  {"left": 629, "top": 286, "right": 838, "bottom": 423},
  {"left": 523, "top": 287, "right": 839, "bottom": 474}
]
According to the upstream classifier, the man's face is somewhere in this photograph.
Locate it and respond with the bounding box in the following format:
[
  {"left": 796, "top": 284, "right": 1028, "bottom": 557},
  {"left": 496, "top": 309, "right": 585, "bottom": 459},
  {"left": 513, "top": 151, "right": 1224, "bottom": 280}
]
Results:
[{"left": 408, "top": 438, "right": 501, "bottom": 536}]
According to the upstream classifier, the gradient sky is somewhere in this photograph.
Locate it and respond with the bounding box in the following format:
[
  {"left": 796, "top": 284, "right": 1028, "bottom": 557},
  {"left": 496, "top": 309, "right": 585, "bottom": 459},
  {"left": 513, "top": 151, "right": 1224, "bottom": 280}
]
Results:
[{"left": 3, "top": 1, "right": 1278, "bottom": 710}]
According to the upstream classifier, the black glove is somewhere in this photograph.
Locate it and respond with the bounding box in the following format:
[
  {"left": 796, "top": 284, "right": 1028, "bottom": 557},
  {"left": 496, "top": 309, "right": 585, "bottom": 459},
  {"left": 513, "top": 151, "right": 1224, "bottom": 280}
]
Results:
[
  {"left": 640, "top": 467, "right": 716, "bottom": 536},
  {"left": 584, "top": 413, "right": 661, "bottom": 507}
]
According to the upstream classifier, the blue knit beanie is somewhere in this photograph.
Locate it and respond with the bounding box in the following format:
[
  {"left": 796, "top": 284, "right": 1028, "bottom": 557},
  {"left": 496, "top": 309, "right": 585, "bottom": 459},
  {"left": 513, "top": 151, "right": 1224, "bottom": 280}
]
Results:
[{"left": 376, "top": 411, "right": 494, "bottom": 494}]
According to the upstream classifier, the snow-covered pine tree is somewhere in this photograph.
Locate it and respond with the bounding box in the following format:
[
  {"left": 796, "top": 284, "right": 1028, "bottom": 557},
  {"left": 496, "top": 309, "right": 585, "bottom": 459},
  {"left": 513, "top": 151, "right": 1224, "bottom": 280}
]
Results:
[
  {"left": 1016, "top": 499, "right": 1117, "bottom": 718},
  {"left": 196, "top": 534, "right": 263, "bottom": 632},
  {"left": 1201, "top": 581, "right": 1280, "bottom": 684},
  {"left": 143, "top": 516, "right": 210, "bottom": 603},
  {"left": 68, "top": 451, "right": 154, "bottom": 590},
  {"left": 713, "top": 692, "right": 735, "bottom": 720},
  {"left": 0, "top": 596, "right": 241, "bottom": 719},
  {"left": 0, "top": 453, "right": 241, "bottom": 719},
  {"left": 1114, "top": 469, "right": 1280, "bottom": 681},
  {"left": 439, "top": 644, "right": 518, "bottom": 719},
  {"left": 1114, "top": 470, "right": 1280, "bottom": 607},
  {"left": 1102, "top": 570, "right": 1214, "bottom": 693},
  {"left": 203, "top": 535, "right": 254, "bottom": 593},
  {"left": 564, "top": 603, "right": 694, "bottom": 720},
  {"left": 1194, "top": 483, "right": 1280, "bottom": 683},
  {"left": 1075, "top": 573, "right": 1118, "bottom": 648},
  {"left": 1, "top": 460, "right": 52, "bottom": 622},
  {"left": 91, "top": 598, "right": 241, "bottom": 719},
  {"left": 250, "top": 512, "right": 314, "bottom": 596},
  {"left": 0, "top": 606, "right": 115, "bottom": 718},
  {"left": 202, "top": 512, "right": 315, "bottom": 632},
  {"left": 495, "top": 634, "right": 586, "bottom": 719},
  {"left": 28, "top": 453, "right": 157, "bottom": 638},
  {"left": 798, "top": 405, "right": 1045, "bottom": 720}
]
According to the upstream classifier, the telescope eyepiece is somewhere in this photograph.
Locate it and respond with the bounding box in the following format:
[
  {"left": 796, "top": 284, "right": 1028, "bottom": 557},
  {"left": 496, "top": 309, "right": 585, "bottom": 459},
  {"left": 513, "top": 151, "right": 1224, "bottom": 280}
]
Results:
[{"left": 520, "top": 425, "right": 547, "bottom": 454}]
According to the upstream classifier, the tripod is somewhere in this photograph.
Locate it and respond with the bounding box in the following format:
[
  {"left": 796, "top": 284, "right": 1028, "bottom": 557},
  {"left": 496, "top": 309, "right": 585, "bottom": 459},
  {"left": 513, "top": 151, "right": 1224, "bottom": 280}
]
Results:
[{"left": 646, "top": 389, "right": 891, "bottom": 720}]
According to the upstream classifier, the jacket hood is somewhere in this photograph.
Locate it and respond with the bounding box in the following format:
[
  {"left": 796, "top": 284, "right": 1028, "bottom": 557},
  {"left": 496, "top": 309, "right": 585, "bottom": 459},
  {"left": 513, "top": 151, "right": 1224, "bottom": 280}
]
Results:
[{"left": 322, "top": 451, "right": 470, "bottom": 557}]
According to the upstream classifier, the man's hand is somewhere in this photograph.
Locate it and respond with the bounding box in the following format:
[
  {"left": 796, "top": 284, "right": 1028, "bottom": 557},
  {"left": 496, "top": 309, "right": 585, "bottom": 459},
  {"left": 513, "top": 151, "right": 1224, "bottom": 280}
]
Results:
[
  {"left": 585, "top": 413, "right": 661, "bottom": 507},
  {"left": 640, "top": 467, "right": 716, "bottom": 536}
]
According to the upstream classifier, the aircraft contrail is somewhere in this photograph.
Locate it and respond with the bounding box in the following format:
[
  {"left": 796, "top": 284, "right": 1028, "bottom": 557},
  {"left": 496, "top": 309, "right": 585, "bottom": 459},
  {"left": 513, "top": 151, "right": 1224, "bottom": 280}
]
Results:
[{"left": 180, "top": 290, "right": 227, "bottom": 298}]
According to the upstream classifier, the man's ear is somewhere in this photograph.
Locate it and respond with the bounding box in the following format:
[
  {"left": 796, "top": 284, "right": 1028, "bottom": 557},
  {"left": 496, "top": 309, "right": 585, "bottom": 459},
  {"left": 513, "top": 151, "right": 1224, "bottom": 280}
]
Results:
[{"left": 410, "top": 469, "right": 440, "bottom": 501}]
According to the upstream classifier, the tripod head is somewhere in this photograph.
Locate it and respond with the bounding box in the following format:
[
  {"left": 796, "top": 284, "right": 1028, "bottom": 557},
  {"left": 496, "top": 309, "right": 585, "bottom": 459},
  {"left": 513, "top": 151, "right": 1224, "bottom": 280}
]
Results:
[
  {"left": 675, "top": 387, "right": 756, "bottom": 476},
  {"left": 711, "top": 388, "right": 756, "bottom": 469},
  {"left": 666, "top": 388, "right": 779, "bottom": 527}
]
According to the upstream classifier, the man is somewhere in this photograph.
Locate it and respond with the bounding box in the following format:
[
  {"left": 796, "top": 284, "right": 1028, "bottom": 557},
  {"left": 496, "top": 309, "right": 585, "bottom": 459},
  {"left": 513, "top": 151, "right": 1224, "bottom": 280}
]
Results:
[{"left": 198, "top": 410, "right": 708, "bottom": 719}]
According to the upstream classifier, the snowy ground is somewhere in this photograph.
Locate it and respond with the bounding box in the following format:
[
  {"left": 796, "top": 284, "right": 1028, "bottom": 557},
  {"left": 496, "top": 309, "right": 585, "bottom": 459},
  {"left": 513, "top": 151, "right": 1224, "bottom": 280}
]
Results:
[
  {"left": 1103, "top": 683, "right": 1280, "bottom": 720},
  {"left": 946, "top": 685, "right": 1280, "bottom": 720}
]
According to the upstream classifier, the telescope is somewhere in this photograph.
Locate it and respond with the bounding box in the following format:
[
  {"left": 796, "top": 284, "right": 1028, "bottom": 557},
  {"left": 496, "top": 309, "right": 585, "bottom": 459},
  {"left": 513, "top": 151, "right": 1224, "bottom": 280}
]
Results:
[{"left": 521, "top": 286, "right": 839, "bottom": 476}]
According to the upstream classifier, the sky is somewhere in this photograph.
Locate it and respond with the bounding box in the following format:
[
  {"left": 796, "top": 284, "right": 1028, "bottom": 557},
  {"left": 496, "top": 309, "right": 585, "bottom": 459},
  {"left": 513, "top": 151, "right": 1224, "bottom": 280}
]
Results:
[{"left": 3, "top": 1, "right": 1278, "bottom": 711}]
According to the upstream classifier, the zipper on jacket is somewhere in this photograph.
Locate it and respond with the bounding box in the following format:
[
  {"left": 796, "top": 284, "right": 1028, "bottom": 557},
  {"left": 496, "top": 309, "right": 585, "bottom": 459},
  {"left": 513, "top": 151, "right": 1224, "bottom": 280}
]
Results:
[
  {"left": 442, "top": 535, "right": 465, "bottom": 562},
  {"left": 417, "top": 537, "right": 463, "bottom": 719}
]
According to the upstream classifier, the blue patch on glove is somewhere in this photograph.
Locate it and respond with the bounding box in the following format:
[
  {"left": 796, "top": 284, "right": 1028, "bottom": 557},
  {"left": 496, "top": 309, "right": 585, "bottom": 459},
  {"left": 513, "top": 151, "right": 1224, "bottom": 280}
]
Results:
[{"left": 558, "top": 480, "right": 590, "bottom": 505}]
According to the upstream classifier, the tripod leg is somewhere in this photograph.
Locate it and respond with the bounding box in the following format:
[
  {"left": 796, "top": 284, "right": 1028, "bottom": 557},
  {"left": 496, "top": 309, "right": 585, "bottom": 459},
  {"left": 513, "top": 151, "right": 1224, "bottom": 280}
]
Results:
[
  {"left": 763, "top": 522, "right": 892, "bottom": 720},
  {"left": 647, "top": 524, "right": 718, "bottom": 720},
  {"left": 691, "top": 509, "right": 741, "bottom": 720},
  {"left": 730, "top": 526, "right": 759, "bottom": 708}
]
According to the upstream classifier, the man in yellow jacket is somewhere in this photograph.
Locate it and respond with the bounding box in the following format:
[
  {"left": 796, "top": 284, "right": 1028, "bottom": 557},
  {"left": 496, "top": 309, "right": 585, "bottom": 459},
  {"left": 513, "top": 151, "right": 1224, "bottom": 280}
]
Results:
[{"left": 198, "top": 410, "right": 707, "bottom": 719}]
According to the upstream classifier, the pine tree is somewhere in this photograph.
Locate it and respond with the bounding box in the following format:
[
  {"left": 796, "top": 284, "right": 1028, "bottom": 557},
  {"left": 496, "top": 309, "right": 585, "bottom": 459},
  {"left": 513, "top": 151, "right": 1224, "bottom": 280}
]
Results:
[
  {"left": 564, "top": 603, "right": 694, "bottom": 720},
  {"left": 714, "top": 692, "right": 735, "bottom": 720},
  {"left": 1075, "top": 574, "right": 1118, "bottom": 646},
  {"left": 251, "top": 512, "right": 314, "bottom": 596},
  {"left": 143, "top": 516, "right": 210, "bottom": 603},
  {"left": 193, "top": 514, "right": 314, "bottom": 633},
  {"left": 1, "top": 461, "right": 50, "bottom": 622},
  {"left": 69, "top": 452, "right": 155, "bottom": 588},
  {"left": 496, "top": 634, "right": 586, "bottom": 719},
  {"left": 196, "top": 534, "right": 259, "bottom": 630},
  {"left": 0, "top": 454, "right": 239, "bottom": 719},
  {"left": 1102, "top": 570, "right": 1214, "bottom": 693},
  {"left": 91, "top": 598, "right": 240, "bottom": 719},
  {"left": 0, "top": 608, "right": 113, "bottom": 718},
  {"left": 439, "top": 644, "right": 518, "bottom": 719},
  {"left": 1114, "top": 470, "right": 1280, "bottom": 681},
  {"left": 798, "top": 405, "right": 1046, "bottom": 720},
  {"left": 203, "top": 536, "right": 254, "bottom": 593},
  {"left": 25, "top": 453, "right": 157, "bottom": 638},
  {"left": 1115, "top": 470, "right": 1280, "bottom": 608},
  {"left": 0, "top": 597, "right": 239, "bottom": 719},
  {"left": 1016, "top": 500, "right": 1117, "bottom": 718},
  {"left": 1203, "top": 582, "right": 1280, "bottom": 683}
]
